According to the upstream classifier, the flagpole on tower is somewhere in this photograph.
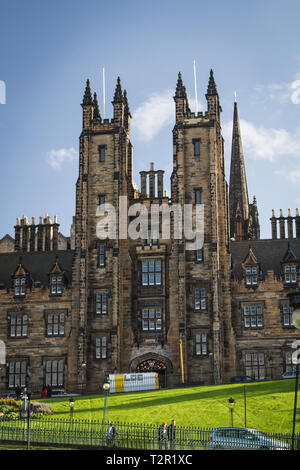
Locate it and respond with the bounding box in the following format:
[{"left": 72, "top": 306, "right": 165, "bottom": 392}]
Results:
[
  {"left": 193, "top": 59, "right": 198, "bottom": 115},
  {"left": 102, "top": 67, "right": 106, "bottom": 119}
]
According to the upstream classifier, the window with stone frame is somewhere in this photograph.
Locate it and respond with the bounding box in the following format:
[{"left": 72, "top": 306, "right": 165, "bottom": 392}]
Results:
[
  {"left": 243, "top": 304, "right": 263, "bottom": 328},
  {"left": 98, "top": 194, "right": 105, "bottom": 206},
  {"left": 193, "top": 139, "right": 201, "bottom": 157},
  {"left": 98, "top": 145, "right": 106, "bottom": 162},
  {"left": 283, "top": 264, "right": 297, "bottom": 284},
  {"left": 46, "top": 313, "right": 65, "bottom": 336},
  {"left": 98, "top": 244, "right": 106, "bottom": 268},
  {"left": 245, "top": 266, "right": 258, "bottom": 286},
  {"left": 8, "top": 360, "right": 27, "bottom": 389},
  {"left": 194, "top": 287, "right": 207, "bottom": 310},
  {"left": 50, "top": 275, "right": 63, "bottom": 295},
  {"left": 282, "top": 302, "right": 294, "bottom": 327},
  {"left": 195, "top": 248, "right": 204, "bottom": 263},
  {"left": 45, "top": 359, "right": 64, "bottom": 388},
  {"left": 195, "top": 333, "right": 208, "bottom": 356},
  {"left": 9, "top": 314, "right": 28, "bottom": 338},
  {"left": 142, "top": 259, "right": 162, "bottom": 287},
  {"left": 194, "top": 188, "right": 202, "bottom": 205},
  {"left": 14, "top": 277, "right": 26, "bottom": 297},
  {"left": 141, "top": 307, "right": 162, "bottom": 331},
  {"left": 95, "top": 293, "right": 108, "bottom": 316},
  {"left": 244, "top": 352, "right": 265, "bottom": 380},
  {"left": 95, "top": 337, "right": 107, "bottom": 359}
]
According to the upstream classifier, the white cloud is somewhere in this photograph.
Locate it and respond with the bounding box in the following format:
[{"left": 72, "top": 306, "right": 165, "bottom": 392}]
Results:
[
  {"left": 131, "top": 89, "right": 204, "bottom": 142},
  {"left": 132, "top": 90, "right": 174, "bottom": 141},
  {"left": 254, "top": 79, "right": 300, "bottom": 105},
  {"left": 223, "top": 119, "right": 300, "bottom": 162},
  {"left": 46, "top": 147, "right": 77, "bottom": 171}
]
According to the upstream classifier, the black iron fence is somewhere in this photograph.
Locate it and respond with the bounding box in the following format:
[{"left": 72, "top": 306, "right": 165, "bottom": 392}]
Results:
[{"left": 0, "top": 417, "right": 298, "bottom": 450}]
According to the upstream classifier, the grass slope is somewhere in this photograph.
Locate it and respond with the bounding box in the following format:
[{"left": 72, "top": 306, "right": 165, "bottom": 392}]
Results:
[{"left": 44, "top": 380, "right": 299, "bottom": 434}]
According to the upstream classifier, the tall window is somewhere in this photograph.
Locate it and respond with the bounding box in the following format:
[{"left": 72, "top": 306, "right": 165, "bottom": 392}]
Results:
[
  {"left": 96, "top": 293, "right": 108, "bottom": 315},
  {"left": 245, "top": 353, "right": 265, "bottom": 380},
  {"left": 98, "top": 145, "right": 106, "bottom": 162},
  {"left": 196, "top": 249, "right": 203, "bottom": 262},
  {"left": 195, "top": 288, "right": 206, "bottom": 310},
  {"left": 142, "top": 308, "right": 162, "bottom": 331},
  {"left": 15, "top": 277, "right": 26, "bottom": 297},
  {"left": 47, "top": 313, "right": 65, "bottom": 336},
  {"left": 195, "top": 333, "right": 207, "bottom": 356},
  {"left": 45, "top": 359, "right": 64, "bottom": 387},
  {"left": 96, "top": 337, "right": 107, "bottom": 359},
  {"left": 9, "top": 315, "right": 28, "bottom": 338},
  {"left": 51, "top": 275, "right": 63, "bottom": 295},
  {"left": 245, "top": 266, "right": 258, "bottom": 286},
  {"left": 195, "top": 189, "right": 202, "bottom": 205},
  {"left": 98, "top": 194, "right": 105, "bottom": 206},
  {"left": 282, "top": 303, "right": 294, "bottom": 327},
  {"left": 142, "top": 260, "right": 162, "bottom": 286},
  {"left": 8, "top": 361, "right": 27, "bottom": 388},
  {"left": 284, "top": 265, "right": 297, "bottom": 283},
  {"left": 193, "top": 139, "right": 200, "bottom": 157},
  {"left": 98, "top": 245, "right": 106, "bottom": 267},
  {"left": 243, "top": 305, "right": 263, "bottom": 328}
]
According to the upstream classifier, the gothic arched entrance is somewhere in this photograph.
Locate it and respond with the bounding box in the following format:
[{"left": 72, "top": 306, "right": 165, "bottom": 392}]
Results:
[{"left": 130, "top": 353, "right": 173, "bottom": 389}]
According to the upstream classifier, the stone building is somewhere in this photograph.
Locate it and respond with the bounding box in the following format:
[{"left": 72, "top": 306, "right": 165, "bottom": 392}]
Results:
[{"left": 0, "top": 70, "right": 299, "bottom": 395}]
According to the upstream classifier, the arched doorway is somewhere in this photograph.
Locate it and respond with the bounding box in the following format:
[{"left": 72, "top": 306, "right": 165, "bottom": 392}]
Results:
[{"left": 130, "top": 353, "right": 173, "bottom": 389}]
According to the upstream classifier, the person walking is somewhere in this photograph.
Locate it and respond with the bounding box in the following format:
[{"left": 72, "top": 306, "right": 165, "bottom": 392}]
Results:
[
  {"left": 106, "top": 423, "right": 118, "bottom": 447},
  {"left": 167, "top": 419, "right": 176, "bottom": 450},
  {"left": 41, "top": 385, "right": 47, "bottom": 399},
  {"left": 15, "top": 384, "right": 22, "bottom": 400},
  {"left": 158, "top": 422, "right": 168, "bottom": 450}
]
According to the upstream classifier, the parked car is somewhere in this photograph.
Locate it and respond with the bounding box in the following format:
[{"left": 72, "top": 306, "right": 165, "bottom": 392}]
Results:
[
  {"left": 282, "top": 370, "right": 297, "bottom": 379},
  {"left": 50, "top": 389, "right": 80, "bottom": 398},
  {"left": 208, "top": 427, "right": 289, "bottom": 450},
  {"left": 230, "top": 376, "right": 254, "bottom": 384}
]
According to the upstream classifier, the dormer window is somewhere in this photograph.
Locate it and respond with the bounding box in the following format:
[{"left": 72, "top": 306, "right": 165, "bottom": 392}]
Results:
[
  {"left": 284, "top": 265, "right": 297, "bottom": 284},
  {"left": 245, "top": 266, "right": 258, "bottom": 286},
  {"left": 51, "top": 275, "right": 63, "bottom": 295},
  {"left": 15, "top": 277, "right": 26, "bottom": 297},
  {"left": 49, "top": 259, "right": 64, "bottom": 296}
]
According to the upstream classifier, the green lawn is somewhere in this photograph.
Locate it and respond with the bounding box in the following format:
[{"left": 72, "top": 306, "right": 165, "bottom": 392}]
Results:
[{"left": 42, "top": 379, "right": 299, "bottom": 435}]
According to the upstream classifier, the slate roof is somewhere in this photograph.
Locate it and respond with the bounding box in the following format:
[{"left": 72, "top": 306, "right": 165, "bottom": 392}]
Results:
[
  {"left": 230, "top": 239, "right": 300, "bottom": 280},
  {"left": 0, "top": 250, "right": 74, "bottom": 289}
]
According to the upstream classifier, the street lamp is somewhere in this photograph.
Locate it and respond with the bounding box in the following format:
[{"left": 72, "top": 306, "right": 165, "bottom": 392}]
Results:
[
  {"left": 228, "top": 397, "right": 235, "bottom": 427},
  {"left": 69, "top": 398, "right": 75, "bottom": 419},
  {"left": 287, "top": 288, "right": 300, "bottom": 450},
  {"left": 102, "top": 377, "right": 110, "bottom": 424}
]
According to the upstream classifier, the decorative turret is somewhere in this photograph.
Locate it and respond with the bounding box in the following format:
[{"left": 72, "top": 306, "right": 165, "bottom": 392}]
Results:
[
  {"left": 81, "top": 79, "right": 94, "bottom": 129},
  {"left": 174, "top": 72, "right": 190, "bottom": 123},
  {"left": 205, "top": 69, "right": 221, "bottom": 121},
  {"left": 123, "top": 89, "right": 131, "bottom": 130},
  {"left": 92, "top": 92, "right": 101, "bottom": 124},
  {"left": 112, "top": 77, "right": 125, "bottom": 125}
]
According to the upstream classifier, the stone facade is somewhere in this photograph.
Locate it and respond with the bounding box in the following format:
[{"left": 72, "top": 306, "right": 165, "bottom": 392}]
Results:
[{"left": 0, "top": 70, "right": 299, "bottom": 395}]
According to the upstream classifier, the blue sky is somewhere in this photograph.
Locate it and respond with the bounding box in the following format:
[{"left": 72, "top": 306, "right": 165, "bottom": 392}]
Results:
[{"left": 0, "top": 0, "right": 300, "bottom": 239}]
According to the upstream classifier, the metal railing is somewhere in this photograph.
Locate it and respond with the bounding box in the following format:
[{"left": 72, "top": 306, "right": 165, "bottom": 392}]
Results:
[{"left": 0, "top": 417, "right": 298, "bottom": 450}]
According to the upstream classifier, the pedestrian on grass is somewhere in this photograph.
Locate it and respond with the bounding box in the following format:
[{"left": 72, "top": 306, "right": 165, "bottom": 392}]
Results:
[{"left": 41, "top": 384, "right": 47, "bottom": 399}]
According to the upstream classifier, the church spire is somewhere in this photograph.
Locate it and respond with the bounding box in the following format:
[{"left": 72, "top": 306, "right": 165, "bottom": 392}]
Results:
[{"left": 229, "top": 98, "right": 250, "bottom": 240}]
